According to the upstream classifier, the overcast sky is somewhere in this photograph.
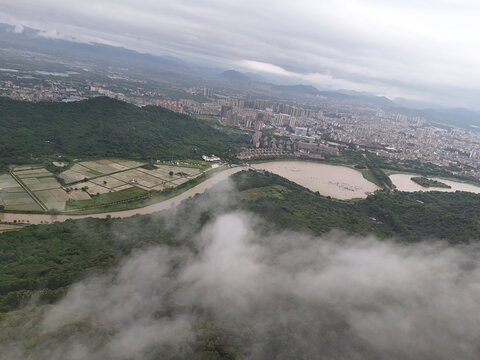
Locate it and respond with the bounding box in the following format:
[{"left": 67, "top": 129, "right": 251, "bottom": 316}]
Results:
[{"left": 1, "top": 0, "right": 480, "bottom": 108}]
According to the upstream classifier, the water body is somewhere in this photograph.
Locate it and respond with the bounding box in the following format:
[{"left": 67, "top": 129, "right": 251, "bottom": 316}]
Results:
[
  {"left": 390, "top": 174, "right": 480, "bottom": 194},
  {"left": 252, "top": 161, "right": 379, "bottom": 199}
]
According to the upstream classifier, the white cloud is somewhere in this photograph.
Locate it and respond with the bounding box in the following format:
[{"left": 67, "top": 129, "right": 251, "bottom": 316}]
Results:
[{"left": 4, "top": 210, "right": 480, "bottom": 359}]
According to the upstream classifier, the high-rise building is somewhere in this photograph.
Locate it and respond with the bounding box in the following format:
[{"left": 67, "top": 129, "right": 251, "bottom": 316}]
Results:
[
  {"left": 226, "top": 112, "right": 239, "bottom": 126},
  {"left": 221, "top": 105, "right": 232, "bottom": 117},
  {"left": 289, "top": 117, "right": 297, "bottom": 128},
  {"left": 203, "top": 87, "right": 214, "bottom": 97},
  {"left": 254, "top": 120, "right": 264, "bottom": 131}
]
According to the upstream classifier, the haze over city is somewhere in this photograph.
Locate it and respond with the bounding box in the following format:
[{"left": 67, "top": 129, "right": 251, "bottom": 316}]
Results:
[{"left": 1, "top": 0, "right": 480, "bottom": 108}]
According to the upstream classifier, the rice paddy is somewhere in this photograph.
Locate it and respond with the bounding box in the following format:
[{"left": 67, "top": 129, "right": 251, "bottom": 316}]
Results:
[
  {"left": 0, "top": 174, "right": 43, "bottom": 211},
  {"left": 1, "top": 159, "right": 209, "bottom": 213}
]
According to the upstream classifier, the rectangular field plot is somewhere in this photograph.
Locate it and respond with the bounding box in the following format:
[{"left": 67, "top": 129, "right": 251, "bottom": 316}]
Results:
[
  {"left": 83, "top": 182, "right": 113, "bottom": 195},
  {"left": 58, "top": 164, "right": 102, "bottom": 184},
  {"left": 112, "top": 169, "right": 167, "bottom": 189},
  {"left": 22, "top": 177, "right": 62, "bottom": 191},
  {"left": 11, "top": 165, "right": 39, "bottom": 171},
  {"left": 0, "top": 174, "right": 20, "bottom": 190},
  {"left": 67, "top": 190, "right": 91, "bottom": 201},
  {"left": 66, "top": 186, "right": 148, "bottom": 210},
  {"left": 80, "top": 160, "right": 125, "bottom": 174},
  {"left": 34, "top": 189, "right": 69, "bottom": 211},
  {"left": 6, "top": 203, "right": 43, "bottom": 211},
  {"left": 0, "top": 191, "right": 42, "bottom": 211},
  {"left": 90, "top": 176, "right": 128, "bottom": 190},
  {"left": 13, "top": 168, "right": 53, "bottom": 178},
  {"left": 0, "top": 174, "right": 41, "bottom": 211},
  {"left": 113, "top": 184, "right": 134, "bottom": 192},
  {"left": 137, "top": 165, "right": 201, "bottom": 181},
  {"left": 171, "top": 178, "right": 189, "bottom": 186},
  {"left": 111, "top": 159, "right": 145, "bottom": 169}
]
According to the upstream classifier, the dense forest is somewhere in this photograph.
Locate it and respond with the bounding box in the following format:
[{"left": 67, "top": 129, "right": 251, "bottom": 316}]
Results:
[
  {"left": 1, "top": 170, "right": 480, "bottom": 358},
  {"left": 0, "top": 96, "right": 246, "bottom": 170}
]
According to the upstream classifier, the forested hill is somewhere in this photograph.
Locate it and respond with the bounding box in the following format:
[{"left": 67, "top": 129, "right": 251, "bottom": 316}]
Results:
[{"left": 0, "top": 96, "right": 242, "bottom": 168}]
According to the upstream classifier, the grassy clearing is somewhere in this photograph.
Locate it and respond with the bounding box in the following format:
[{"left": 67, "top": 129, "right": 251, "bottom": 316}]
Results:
[
  {"left": 66, "top": 186, "right": 149, "bottom": 210},
  {"left": 239, "top": 185, "right": 290, "bottom": 201},
  {"left": 360, "top": 169, "right": 381, "bottom": 186}
]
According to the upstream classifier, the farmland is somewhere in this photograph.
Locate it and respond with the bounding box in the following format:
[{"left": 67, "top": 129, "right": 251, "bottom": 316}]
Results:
[
  {"left": 11, "top": 166, "right": 68, "bottom": 211},
  {"left": 0, "top": 159, "right": 211, "bottom": 213},
  {"left": 0, "top": 173, "right": 43, "bottom": 211}
]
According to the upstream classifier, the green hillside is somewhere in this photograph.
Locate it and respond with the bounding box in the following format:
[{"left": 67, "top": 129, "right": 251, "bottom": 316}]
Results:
[{"left": 0, "top": 96, "right": 244, "bottom": 169}]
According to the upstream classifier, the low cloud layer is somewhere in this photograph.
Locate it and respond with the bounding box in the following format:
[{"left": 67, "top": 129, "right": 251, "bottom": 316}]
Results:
[
  {"left": 3, "top": 210, "right": 480, "bottom": 359},
  {"left": 1, "top": 1, "right": 480, "bottom": 107}
]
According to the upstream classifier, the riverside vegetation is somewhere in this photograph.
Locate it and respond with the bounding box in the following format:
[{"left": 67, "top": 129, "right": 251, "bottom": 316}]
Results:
[{"left": 411, "top": 176, "right": 451, "bottom": 188}]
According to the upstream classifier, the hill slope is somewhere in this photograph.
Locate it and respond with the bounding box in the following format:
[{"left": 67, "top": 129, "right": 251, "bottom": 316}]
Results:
[{"left": 0, "top": 96, "right": 242, "bottom": 168}]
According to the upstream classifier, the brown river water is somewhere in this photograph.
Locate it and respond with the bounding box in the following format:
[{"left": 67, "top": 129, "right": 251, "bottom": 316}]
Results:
[
  {"left": 252, "top": 161, "right": 379, "bottom": 200},
  {"left": 390, "top": 174, "right": 480, "bottom": 194},
  {"left": 0, "top": 167, "right": 243, "bottom": 225}
]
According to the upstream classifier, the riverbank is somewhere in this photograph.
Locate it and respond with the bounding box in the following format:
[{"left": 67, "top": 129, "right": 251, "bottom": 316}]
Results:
[{"left": 0, "top": 167, "right": 244, "bottom": 225}]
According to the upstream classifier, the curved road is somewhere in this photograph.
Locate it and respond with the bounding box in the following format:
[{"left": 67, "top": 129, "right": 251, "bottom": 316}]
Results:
[{"left": 0, "top": 167, "right": 243, "bottom": 225}]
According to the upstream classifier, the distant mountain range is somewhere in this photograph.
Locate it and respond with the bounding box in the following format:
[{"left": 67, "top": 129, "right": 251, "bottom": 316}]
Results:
[{"left": 1, "top": 23, "right": 480, "bottom": 129}]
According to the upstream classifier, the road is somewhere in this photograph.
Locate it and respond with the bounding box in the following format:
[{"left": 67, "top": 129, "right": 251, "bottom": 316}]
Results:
[{"left": 0, "top": 167, "right": 243, "bottom": 225}]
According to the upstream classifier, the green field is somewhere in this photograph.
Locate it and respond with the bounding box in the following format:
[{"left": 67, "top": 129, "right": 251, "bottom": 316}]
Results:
[{"left": 66, "top": 186, "right": 149, "bottom": 210}]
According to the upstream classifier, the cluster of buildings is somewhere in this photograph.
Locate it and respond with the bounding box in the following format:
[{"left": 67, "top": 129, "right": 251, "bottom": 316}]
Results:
[
  {"left": 0, "top": 75, "right": 87, "bottom": 102},
  {"left": 180, "top": 94, "right": 480, "bottom": 180},
  {"left": 155, "top": 100, "right": 184, "bottom": 113},
  {"left": 317, "top": 110, "right": 480, "bottom": 177},
  {"left": 3, "top": 58, "right": 480, "bottom": 180}
]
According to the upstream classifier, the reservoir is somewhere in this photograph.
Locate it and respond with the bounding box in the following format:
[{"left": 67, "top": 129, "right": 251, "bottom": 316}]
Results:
[
  {"left": 251, "top": 161, "right": 379, "bottom": 199},
  {"left": 390, "top": 174, "right": 480, "bottom": 194}
]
